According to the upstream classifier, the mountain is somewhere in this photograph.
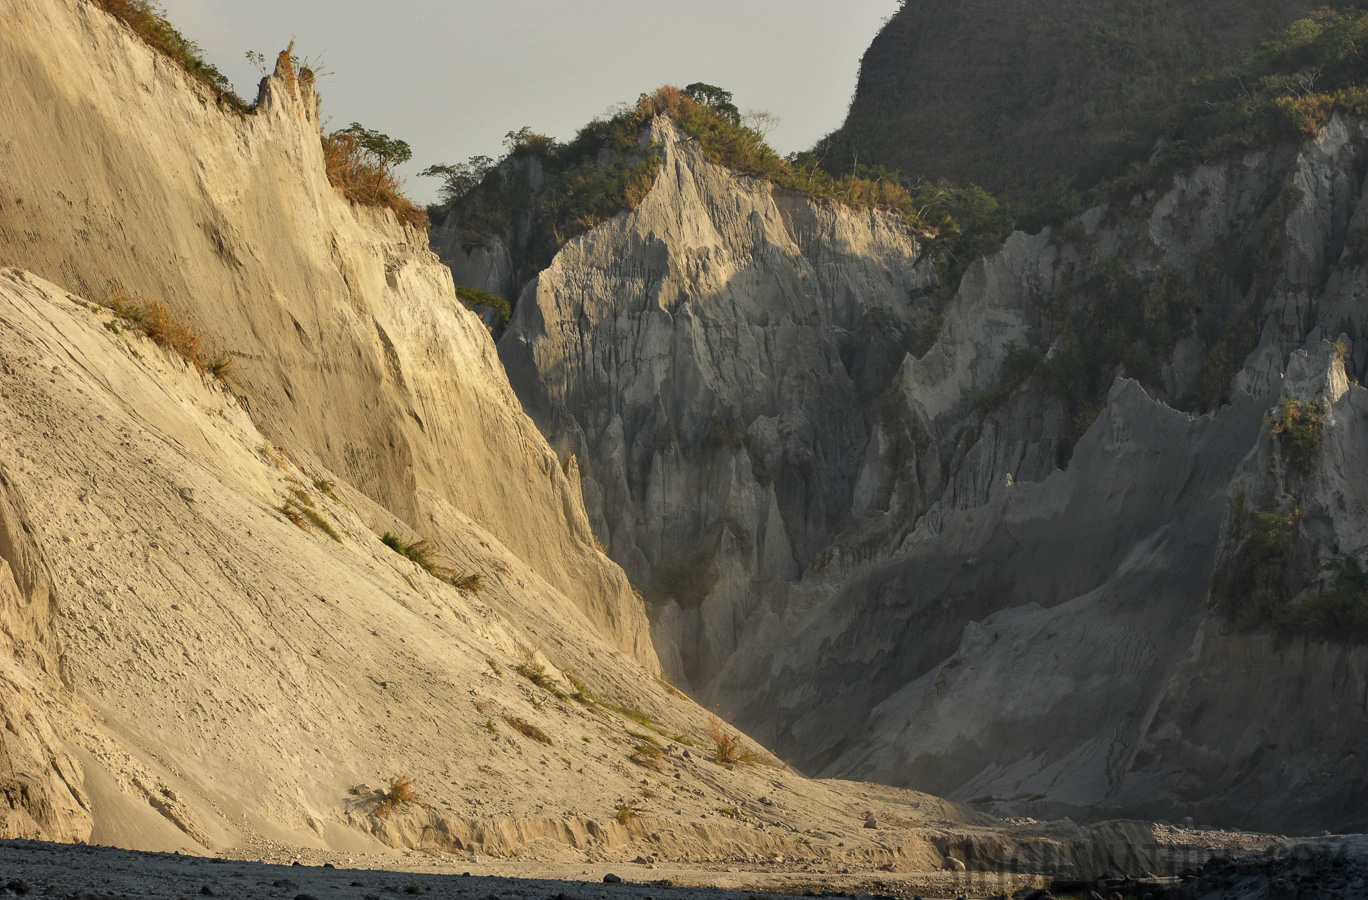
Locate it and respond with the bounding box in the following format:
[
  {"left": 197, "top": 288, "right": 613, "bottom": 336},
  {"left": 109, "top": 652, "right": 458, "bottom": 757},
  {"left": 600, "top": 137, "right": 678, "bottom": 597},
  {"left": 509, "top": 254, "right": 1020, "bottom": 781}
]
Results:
[
  {"left": 820, "top": 0, "right": 1348, "bottom": 199},
  {"left": 430, "top": 32, "right": 1368, "bottom": 835},
  {"left": 0, "top": 0, "right": 1211, "bottom": 882}
]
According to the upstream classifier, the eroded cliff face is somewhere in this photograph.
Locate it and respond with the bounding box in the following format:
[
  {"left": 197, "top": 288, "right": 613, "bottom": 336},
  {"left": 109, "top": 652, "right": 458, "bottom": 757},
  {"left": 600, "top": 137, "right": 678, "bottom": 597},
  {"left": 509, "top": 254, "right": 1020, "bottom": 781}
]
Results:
[
  {"left": 0, "top": 0, "right": 653, "bottom": 666},
  {"left": 493, "top": 104, "right": 1368, "bottom": 830},
  {"left": 493, "top": 119, "right": 936, "bottom": 684},
  {"left": 0, "top": 0, "right": 677, "bottom": 847}
]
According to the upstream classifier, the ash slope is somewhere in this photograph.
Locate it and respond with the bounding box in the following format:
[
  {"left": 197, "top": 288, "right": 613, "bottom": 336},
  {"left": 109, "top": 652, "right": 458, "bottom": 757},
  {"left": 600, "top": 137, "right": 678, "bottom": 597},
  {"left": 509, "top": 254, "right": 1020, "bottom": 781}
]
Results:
[
  {"left": 483, "top": 100, "right": 1368, "bottom": 831},
  {"left": 0, "top": 0, "right": 1190, "bottom": 881}
]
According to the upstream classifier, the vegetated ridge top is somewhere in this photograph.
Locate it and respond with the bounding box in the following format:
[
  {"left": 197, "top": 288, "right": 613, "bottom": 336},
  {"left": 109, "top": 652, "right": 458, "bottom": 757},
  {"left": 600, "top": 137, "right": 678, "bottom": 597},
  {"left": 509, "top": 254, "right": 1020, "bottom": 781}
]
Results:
[{"left": 822, "top": 0, "right": 1364, "bottom": 207}]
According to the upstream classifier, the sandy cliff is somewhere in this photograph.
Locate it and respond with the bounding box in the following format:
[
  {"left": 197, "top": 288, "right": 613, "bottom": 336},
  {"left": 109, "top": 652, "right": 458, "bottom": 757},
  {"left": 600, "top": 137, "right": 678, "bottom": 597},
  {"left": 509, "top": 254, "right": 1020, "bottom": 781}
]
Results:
[
  {"left": 0, "top": 1, "right": 1182, "bottom": 879},
  {"left": 0, "top": 0, "right": 651, "bottom": 664}
]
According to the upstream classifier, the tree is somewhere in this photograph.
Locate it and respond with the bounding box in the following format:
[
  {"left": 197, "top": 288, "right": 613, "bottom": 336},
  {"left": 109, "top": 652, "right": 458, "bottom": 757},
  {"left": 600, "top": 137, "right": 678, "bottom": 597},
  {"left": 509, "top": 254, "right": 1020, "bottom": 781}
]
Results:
[
  {"left": 336, "top": 123, "right": 412, "bottom": 171},
  {"left": 419, "top": 156, "right": 494, "bottom": 205},
  {"left": 683, "top": 83, "right": 741, "bottom": 124}
]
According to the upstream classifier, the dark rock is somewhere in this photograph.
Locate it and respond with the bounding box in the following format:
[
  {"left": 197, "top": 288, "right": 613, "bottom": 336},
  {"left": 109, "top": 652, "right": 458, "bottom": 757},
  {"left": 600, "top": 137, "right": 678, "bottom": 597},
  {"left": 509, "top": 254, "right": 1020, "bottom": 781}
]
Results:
[
  {"left": 7, "top": 881, "right": 31, "bottom": 896},
  {"left": 323, "top": 863, "right": 335, "bottom": 869},
  {"left": 200, "top": 888, "right": 215, "bottom": 896},
  {"left": 603, "top": 874, "right": 622, "bottom": 884}
]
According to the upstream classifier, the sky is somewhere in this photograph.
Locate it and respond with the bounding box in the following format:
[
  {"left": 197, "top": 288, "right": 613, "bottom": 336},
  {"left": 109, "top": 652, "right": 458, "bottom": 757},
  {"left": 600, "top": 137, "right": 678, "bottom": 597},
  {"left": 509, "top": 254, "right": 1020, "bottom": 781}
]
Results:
[{"left": 157, "top": 0, "right": 901, "bottom": 204}]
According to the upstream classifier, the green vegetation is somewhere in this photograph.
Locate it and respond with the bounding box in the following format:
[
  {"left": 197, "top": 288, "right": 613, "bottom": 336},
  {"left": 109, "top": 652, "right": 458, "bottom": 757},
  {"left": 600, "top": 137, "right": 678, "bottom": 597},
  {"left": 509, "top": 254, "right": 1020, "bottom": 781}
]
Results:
[
  {"left": 1217, "top": 503, "right": 1368, "bottom": 645},
  {"left": 92, "top": 0, "right": 248, "bottom": 111},
  {"left": 381, "top": 531, "right": 438, "bottom": 569},
  {"left": 614, "top": 803, "right": 638, "bottom": 824},
  {"left": 1271, "top": 556, "right": 1368, "bottom": 644},
  {"left": 429, "top": 85, "right": 1014, "bottom": 300},
  {"left": 379, "top": 532, "right": 482, "bottom": 591},
  {"left": 425, "top": 112, "right": 663, "bottom": 284},
  {"left": 454, "top": 286, "right": 511, "bottom": 326},
  {"left": 311, "top": 477, "right": 339, "bottom": 502},
  {"left": 100, "top": 280, "right": 234, "bottom": 382},
  {"left": 974, "top": 262, "right": 1202, "bottom": 461},
  {"left": 826, "top": 0, "right": 1342, "bottom": 205},
  {"left": 1080, "top": 10, "right": 1368, "bottom": 208},
  {"left": 1268, "top": 397, "right": 1327, "bottom": 477}
]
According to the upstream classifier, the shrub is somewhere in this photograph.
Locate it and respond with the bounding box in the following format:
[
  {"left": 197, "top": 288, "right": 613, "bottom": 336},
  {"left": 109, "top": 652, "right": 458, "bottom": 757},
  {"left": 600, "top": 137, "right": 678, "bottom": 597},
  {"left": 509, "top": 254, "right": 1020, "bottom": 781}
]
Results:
[
  {"left": 322, "top": 125, "right": 428, "bottom": 229},
  {"left": 1215, "top": 509, "right": 1296, "bottom": 627},
  {"left": 373, "top": 775, "right": 431, "bottom": 819},
  {"left": 91, "top": 0, "right": 247, "bottom": 111},
  {"left": 454, "top": 286, "right": 511, "bottom": 327},
  {"left": 1271, "top": 556, "right": 1368, "bottom": 644},
  {"left": 614, "top": 803, "right": 637, "bottom": 824},
  {"left": 502, "top": 715, "right": 552, "bottom": 745},
  {"left": 1268, "top": 397, "right": 1327, "bottom": 477},
  {"left": 100, "top": 280, "right": 235, "bottom": 382}
]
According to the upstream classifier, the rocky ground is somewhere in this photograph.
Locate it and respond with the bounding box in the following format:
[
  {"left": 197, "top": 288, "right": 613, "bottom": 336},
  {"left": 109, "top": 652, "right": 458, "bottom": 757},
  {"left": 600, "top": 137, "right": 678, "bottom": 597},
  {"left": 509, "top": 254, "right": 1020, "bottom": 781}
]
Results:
[{"left": 2, "top": 833, "right": 1365, "bottom": 900}]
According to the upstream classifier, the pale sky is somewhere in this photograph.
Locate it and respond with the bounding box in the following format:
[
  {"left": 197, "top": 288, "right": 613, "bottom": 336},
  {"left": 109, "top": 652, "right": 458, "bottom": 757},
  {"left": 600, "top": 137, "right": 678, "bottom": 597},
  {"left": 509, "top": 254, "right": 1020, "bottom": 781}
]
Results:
[{"left": 158, "top": 0, "right": 901, "bottom": 204}]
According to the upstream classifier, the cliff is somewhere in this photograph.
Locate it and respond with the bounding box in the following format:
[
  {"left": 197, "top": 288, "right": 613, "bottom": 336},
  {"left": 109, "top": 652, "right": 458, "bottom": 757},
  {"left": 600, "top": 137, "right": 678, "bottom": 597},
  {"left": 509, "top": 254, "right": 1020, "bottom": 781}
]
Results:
[
  {"left": 488, "top": 96, "right": 1368, "bottom": 830},
  {"left": 0, "top": 0, "right": 652, "bottom": 665},
  {"left": 0, "top": 1, "right": 1179, "bottom": 877}
]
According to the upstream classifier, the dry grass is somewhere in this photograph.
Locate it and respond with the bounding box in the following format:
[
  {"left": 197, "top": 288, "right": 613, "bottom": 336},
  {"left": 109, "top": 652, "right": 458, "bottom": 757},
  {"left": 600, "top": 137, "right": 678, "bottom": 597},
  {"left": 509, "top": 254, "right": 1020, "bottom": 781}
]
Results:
[
  {"left": 373, "top": 775, "right": 431, "bottom": 819},
  {"left": 514, "top": 661, "right": 569, "bottom": 700},
  {"left": 614, "top": 803, "right": 637, "bottom": 824},
  {"left": 312, "top": 477, "right": 340, "bottom": 502},
  {"left": 502, "top": 715, "right": 552, "bottom": 745},
  {"left": 278, "top": 486, "right": 341, "bottom": 542},
  {"left": 100, "top": 280, "right": 234, "bottom": 382},
  {"left": 446, "top": 570, "right": 484, "bottom": 593},
  {"left": 707, "top": 714, "right": 766, "bottom": 766},
  {"left": 322, "top": 130, "right": 428, "bottom": 229},
  {"left": 91, "top": 0, "right": 247, "bottom": 111},
  {"left": 630, "top": 742, "right": 664, "bottom": 772}
]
